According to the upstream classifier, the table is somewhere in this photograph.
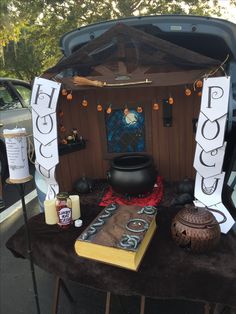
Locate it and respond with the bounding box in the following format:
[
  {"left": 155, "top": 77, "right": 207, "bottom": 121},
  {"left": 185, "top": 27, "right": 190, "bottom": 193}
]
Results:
[{"left": 6, "top": 203, "right": 236, "bottom": 313}]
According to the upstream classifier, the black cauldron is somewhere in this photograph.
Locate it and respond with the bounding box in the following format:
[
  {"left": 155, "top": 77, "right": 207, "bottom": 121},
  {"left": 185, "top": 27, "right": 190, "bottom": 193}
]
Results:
[{"left": 107, "top": 154, "right": 157, "bottom": 196}]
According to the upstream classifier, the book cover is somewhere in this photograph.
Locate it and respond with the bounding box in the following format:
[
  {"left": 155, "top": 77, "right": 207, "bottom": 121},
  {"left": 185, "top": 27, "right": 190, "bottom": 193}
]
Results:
[{"left": 74, "top": 203, "right": 157, "bottom": 271}]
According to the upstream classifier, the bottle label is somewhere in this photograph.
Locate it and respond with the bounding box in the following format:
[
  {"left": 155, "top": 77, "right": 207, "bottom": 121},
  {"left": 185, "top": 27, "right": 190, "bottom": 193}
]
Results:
[{"left": 58, "top": 207, "right": 72, "bottom": 225}]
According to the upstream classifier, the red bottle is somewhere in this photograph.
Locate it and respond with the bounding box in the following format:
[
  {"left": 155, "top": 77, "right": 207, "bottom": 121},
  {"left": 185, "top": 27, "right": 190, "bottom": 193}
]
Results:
[{"left": 56, "top": 192, "right": 72, "bottom": 229}]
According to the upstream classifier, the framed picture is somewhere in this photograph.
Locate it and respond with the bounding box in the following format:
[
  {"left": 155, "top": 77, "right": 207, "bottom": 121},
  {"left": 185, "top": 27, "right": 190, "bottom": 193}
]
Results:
[{"left": 99, "top": 105, "right": 152, "bottom": 159}]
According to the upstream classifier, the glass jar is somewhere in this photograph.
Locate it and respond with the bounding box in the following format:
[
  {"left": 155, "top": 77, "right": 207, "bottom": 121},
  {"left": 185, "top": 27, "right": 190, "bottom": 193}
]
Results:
[{"left": 56, "top": 192, "right": 72, "bottom": 229}]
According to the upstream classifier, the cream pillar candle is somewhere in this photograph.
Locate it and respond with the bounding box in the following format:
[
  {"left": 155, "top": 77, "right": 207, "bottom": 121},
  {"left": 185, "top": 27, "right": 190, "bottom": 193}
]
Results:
[
  {"left": 44, "top": 199, "right": 58, "bottom": 225},
  {"left": 3, "top": 128, "right": 30, "bottom": 183},
  {"left": 70, "top": 195, "right": 81, "bottom": 220}
]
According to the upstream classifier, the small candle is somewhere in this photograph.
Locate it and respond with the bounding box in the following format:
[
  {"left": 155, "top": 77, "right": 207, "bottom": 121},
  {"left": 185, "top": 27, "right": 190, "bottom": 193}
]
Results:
[{"left": 44, "top": 199, "right": 58, "bottom": 225}]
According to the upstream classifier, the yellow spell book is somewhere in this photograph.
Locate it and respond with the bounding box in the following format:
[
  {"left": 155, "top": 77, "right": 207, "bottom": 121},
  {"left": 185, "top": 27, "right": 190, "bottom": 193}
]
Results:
[{"left": 74, "top": 204, "right": 157, "bottom": 271}]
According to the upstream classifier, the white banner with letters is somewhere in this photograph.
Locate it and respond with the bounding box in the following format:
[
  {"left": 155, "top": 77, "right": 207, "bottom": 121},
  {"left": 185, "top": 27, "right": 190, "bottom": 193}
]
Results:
[
  {"left": 31, "top": 77, "right": 61, "bottom": 201},
  {"left": 194, "top": 76, "right": 235, "bottom": 233}
]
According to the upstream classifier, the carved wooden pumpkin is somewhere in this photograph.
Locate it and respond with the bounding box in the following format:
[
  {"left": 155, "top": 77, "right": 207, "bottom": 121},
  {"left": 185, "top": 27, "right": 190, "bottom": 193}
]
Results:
[{"left": 171, "top": 205, "right": 226, "bottom": 253}]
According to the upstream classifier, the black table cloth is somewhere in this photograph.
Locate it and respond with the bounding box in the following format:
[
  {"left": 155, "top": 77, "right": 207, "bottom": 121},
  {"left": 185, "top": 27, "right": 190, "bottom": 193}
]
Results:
[{"left": 6, "top": 204, "right": 236, "bottom": 308}]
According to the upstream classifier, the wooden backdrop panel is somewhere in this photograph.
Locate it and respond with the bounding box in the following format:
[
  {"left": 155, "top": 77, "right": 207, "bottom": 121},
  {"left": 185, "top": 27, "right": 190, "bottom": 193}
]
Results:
[{"left": 56, "top": 86, "right": 201, "bottom": 191}]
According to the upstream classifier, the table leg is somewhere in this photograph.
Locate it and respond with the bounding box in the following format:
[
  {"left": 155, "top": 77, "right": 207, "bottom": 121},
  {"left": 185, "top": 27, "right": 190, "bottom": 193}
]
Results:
[
  {"left": 140, "top": 296, "right": 145, "bottom": 314},
  {"left": 204, "top": 302, "right": 215, "bottom": 314},
  {"left": 105, "top": 292, "right": 111, "bottom": 314},
  {"left": 52, "top": 277, "right": 75, "bottom": 314}
]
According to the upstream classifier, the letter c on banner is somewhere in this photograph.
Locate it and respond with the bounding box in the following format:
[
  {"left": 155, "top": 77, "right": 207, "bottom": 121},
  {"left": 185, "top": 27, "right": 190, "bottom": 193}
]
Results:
[
  {"left": 199, "top": 149, "right": 216, "bottom": 168},
  {"left": 39, "top": 143, "right": 53, "bottom": 159}
]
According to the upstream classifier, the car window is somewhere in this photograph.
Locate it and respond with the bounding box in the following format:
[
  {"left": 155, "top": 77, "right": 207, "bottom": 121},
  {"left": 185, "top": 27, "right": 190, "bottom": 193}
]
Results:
[
  {"left": 13, "top": 84, "right": 31, "bottom": 107},
  {"left": 0, "top": 84, "right": 22, "bottom": 110}
]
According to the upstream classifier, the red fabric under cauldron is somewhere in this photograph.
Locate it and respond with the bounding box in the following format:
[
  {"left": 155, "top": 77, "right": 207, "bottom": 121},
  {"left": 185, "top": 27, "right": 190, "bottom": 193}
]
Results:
[{"left": 99, "top": 176, "right": 163, "bottom": 207}]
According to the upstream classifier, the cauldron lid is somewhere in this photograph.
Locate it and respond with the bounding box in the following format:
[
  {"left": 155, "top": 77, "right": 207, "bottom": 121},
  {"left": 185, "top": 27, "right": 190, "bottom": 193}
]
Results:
[{"left": 176, "top": 205, "right": 216, "bottom": 227}]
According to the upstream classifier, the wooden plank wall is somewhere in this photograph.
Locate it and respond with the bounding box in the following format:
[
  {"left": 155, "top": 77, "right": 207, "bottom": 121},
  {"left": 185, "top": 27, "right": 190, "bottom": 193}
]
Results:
[{"left": 56, "top": 85, "right": 201, "bottom": 191}]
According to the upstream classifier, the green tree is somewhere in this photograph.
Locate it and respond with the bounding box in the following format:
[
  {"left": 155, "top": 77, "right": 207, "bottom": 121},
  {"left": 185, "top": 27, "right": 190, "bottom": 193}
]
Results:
[{"left": 0, "top": 0, "right": 231, "bottom": 81}]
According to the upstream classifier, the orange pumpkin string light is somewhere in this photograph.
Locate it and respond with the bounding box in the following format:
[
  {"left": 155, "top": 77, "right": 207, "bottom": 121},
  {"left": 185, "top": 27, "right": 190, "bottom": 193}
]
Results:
[
  {"left": 196, "top": 80, "right": 203, "bottom": 88},
  {"left": 137, "top": 106, "right": 143, "bottom": 113},
  {"left": 97, "top": 104, "right": 103, "bottom": 112},
  {"left": 82, "top": 99, "right": 88, "bottom": 107},
  {"left": 197, "top": 91, "right": 202, "bottom": 97},
  {"left": 61, "top": 88, "right": 67, "bottom": 96},
  {"left": 67, "top": 92, "right": 73, "bottom": 101},
  {"left": 153, "top": 102, "right": 159, "bottom": 110},
  {"left": 168, "top": 97, "right": 174, "bottom": 105},
  {"left": 106, "top": 104, "right": 112, "bottom": 114},
  {"left": 185, "top": 87, "right": 192, "bottom": 96}
]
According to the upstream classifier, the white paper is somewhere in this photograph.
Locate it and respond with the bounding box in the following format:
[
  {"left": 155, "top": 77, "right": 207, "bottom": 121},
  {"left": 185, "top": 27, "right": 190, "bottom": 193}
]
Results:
[
  {"left": 32, "top": 111, "right": 58, "bottom": 146},
  {"left": 201, "top": 76, "right": 230, "bottom": 121},
  {"left": 193, "top": 142, "right": 226, "bottom": 178},
  {"left": 31, "top": 77, "right": 61, "bottom": 116},
  {"left": 34, "top": 138, "right": 59, "bottom": 170},
  {"left": 194, "top": 172, "right": 225, "bottom": 206},
  {"left": 195, "top": 112, "right": 227, "bottom": 152},
  {"left": 31, "top": 77, "right": 61, "bottom": 201}
]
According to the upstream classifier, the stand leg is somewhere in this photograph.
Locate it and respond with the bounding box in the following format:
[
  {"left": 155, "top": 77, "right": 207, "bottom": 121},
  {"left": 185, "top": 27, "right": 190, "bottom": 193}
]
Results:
[
  {"left": 52, "top": 277, "right": 61, "bottom": 314},
  {"left": 140, "top": 296, "right": 145, "bottom": 314},
  {"left": 105, "top": 292, "right": 111, "bottom": 314},
  {"left": 18, "top": 183, "right": 41, "bottom": 314}
]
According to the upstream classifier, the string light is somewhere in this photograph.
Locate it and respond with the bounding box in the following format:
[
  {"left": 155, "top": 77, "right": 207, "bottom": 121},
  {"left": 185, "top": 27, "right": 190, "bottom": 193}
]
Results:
[
  {"left": 168, "top": 96, "right": 174, "bottom": 105},
  {"left": 137, "top": 106, "right": 143, "bottom": 113},
  {"left": 153, "top": 102, "right": 159, "bottom": 110},
  {"left": 66, "top": 92, "right": 73, "bottom": 101},
  {"left": 82, "top": 98, "right": 88, "bottom": 107},
  {"left": 106, "top": 104, "right": 112, "bottom": 114},
  {"left": 196, "top": 80, "right": 203, "bottom": 88},
  {"left": 185, "top": 87, "right": 192, "bottom": 96},
  {"left": 61, "top": 88, "right": 67, "bottom": 96},
  {"left": 97, "top": 104, "right": 103, "bottom": 112}
]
